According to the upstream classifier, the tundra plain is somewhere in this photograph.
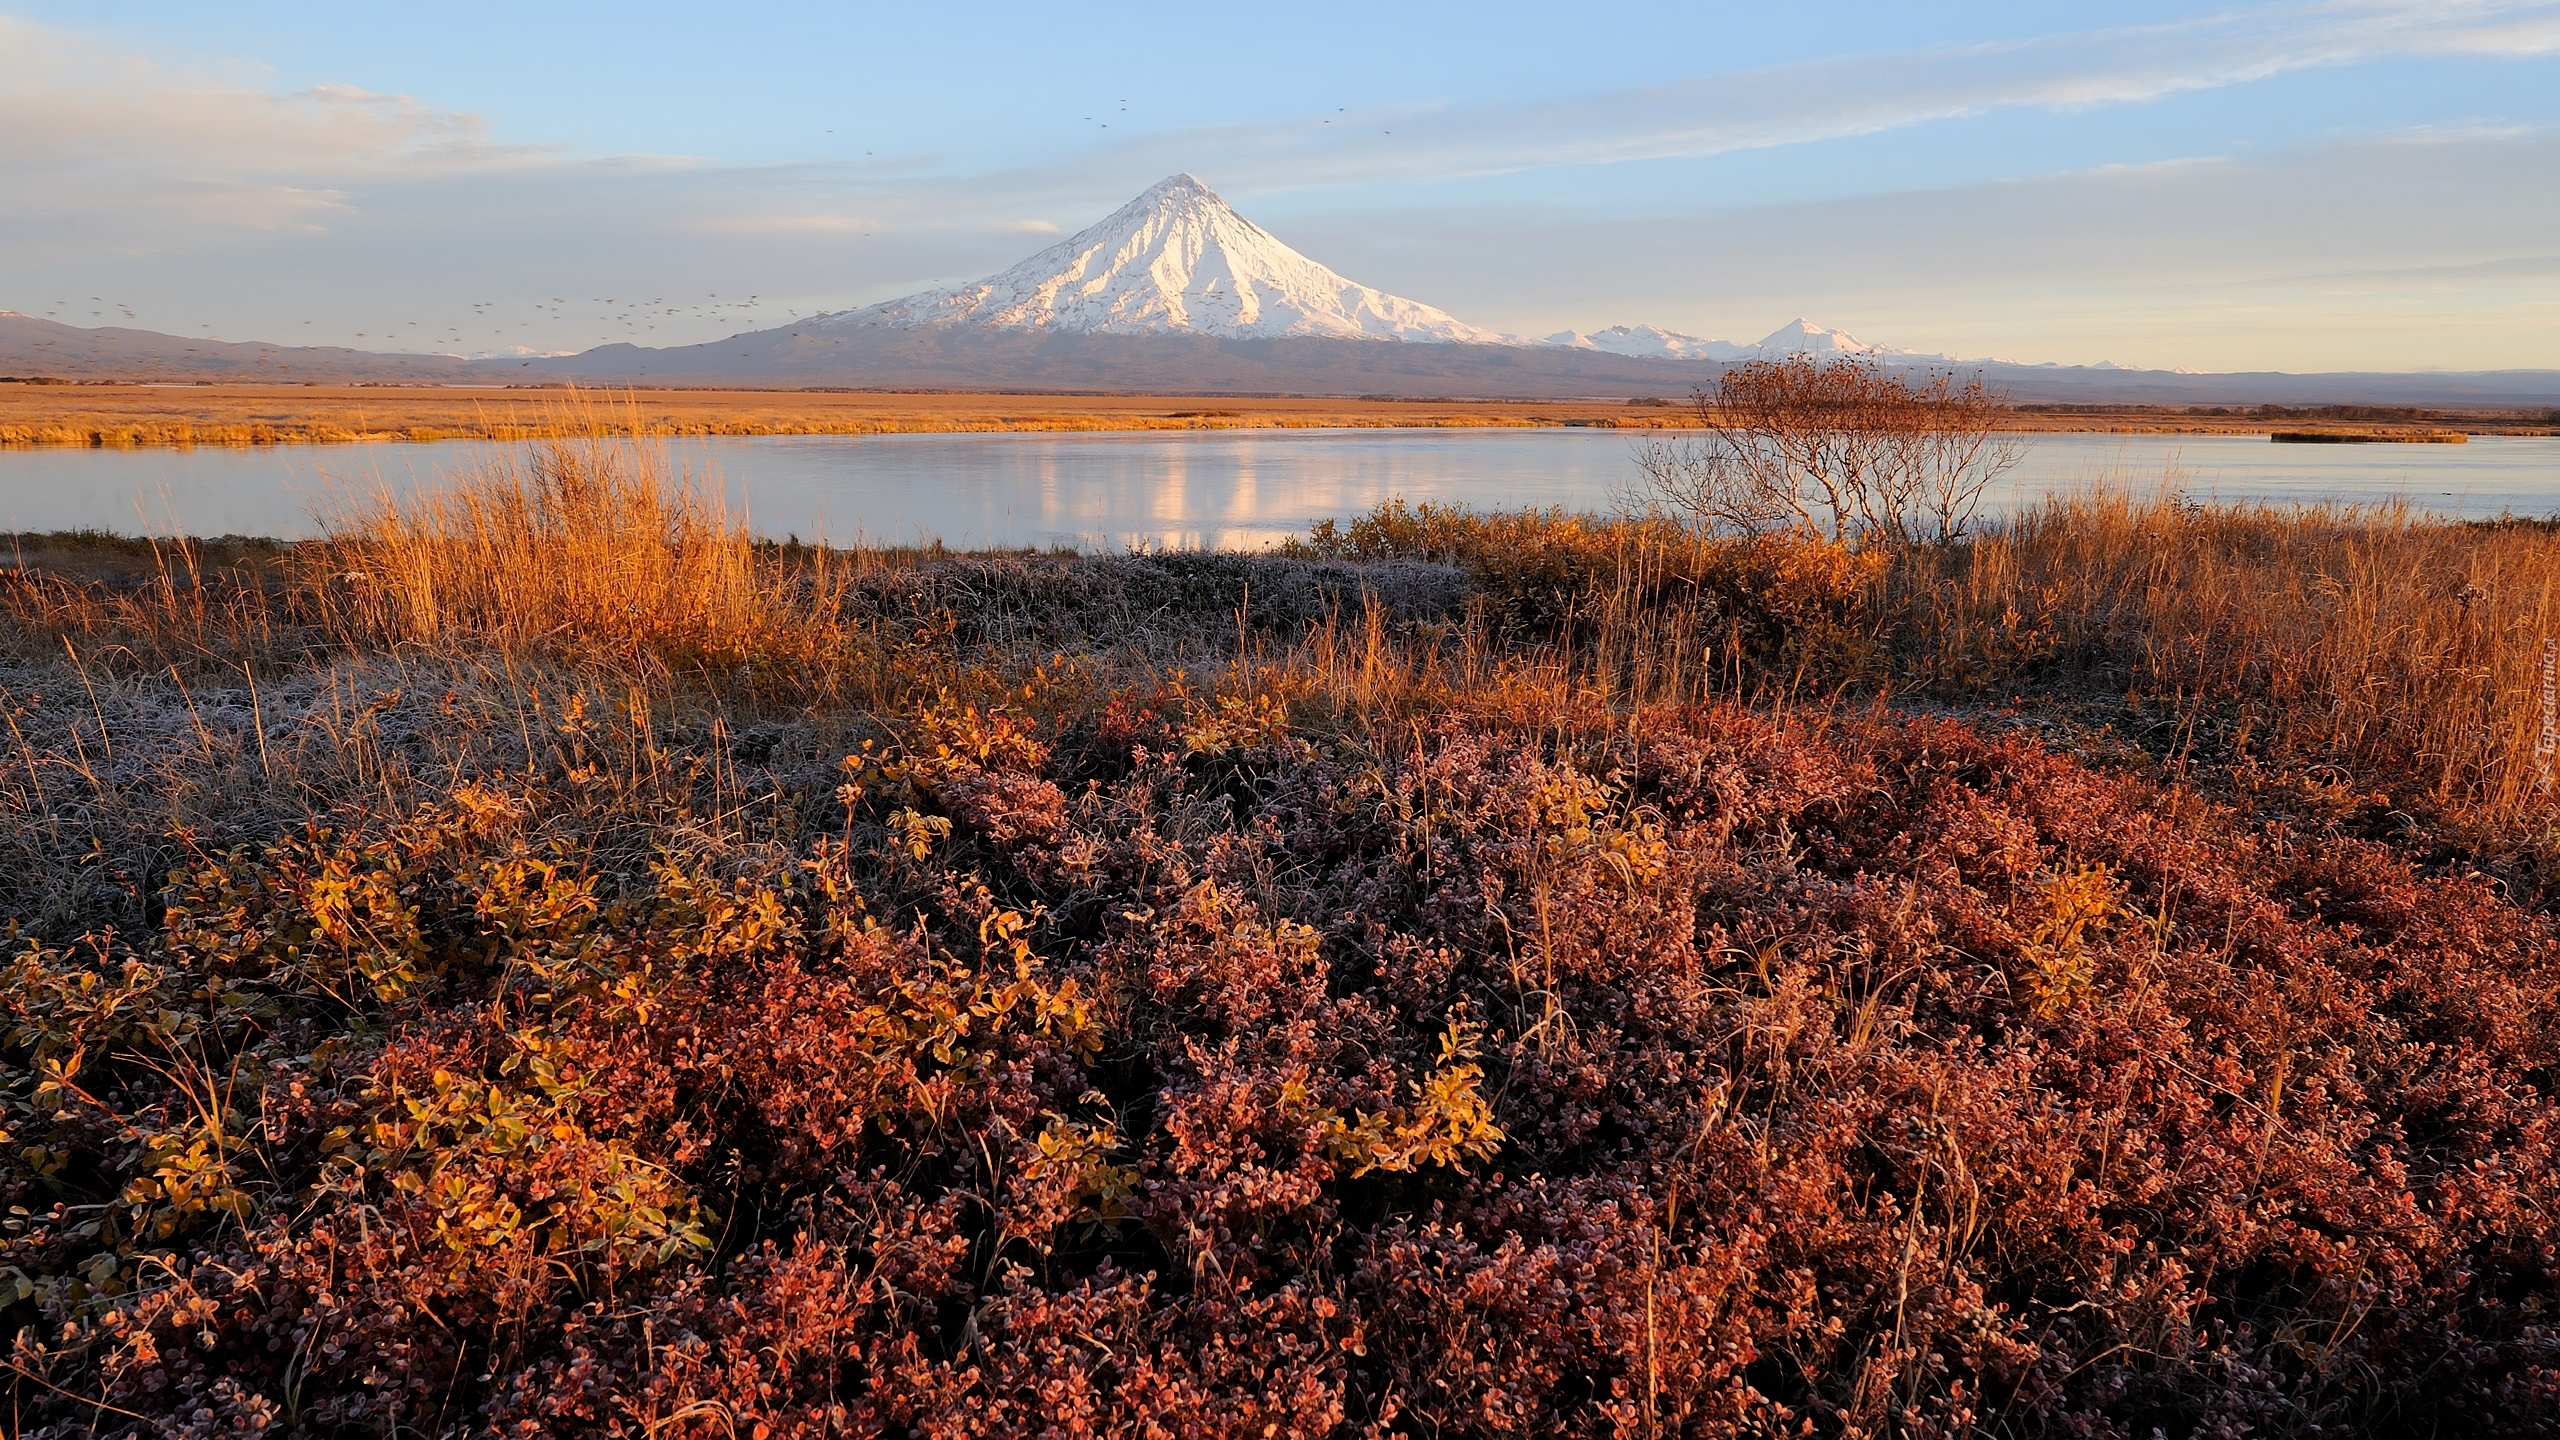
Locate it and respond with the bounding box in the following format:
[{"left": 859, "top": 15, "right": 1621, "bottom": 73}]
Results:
[{"left": 5, "top": 421, "right": 2560, "bottom": 1433}]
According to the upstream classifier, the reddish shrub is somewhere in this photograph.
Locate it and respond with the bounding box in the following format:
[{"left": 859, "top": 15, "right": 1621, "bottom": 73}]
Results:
[{"left": 8, "top": 699, "right": 2560, "bottom": 1435}]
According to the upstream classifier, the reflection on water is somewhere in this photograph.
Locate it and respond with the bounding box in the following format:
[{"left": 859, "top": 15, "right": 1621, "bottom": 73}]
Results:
[{"left": 1, "top": 428, "right": 2555, "bottom": 548}]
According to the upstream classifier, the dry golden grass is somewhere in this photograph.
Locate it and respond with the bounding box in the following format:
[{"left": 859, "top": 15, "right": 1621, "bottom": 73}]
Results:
[
  {"left": 0, "top": 381, "right": 1684, "bottom": 448},
  {"left": 10, "top": 427, "right": 2560, "bottom": 853},
  {"left": 1890, "top": 491, "right": 2560, "bottom": 830},
  {"left": 1283, "top": 491, "right": 2560, "bottom": 847},
  {"left": 307, "top": 432, "right": 856, "bottom": 681},
  {"left": 13, "top": 381, "right": 2544, "bottom": 449}
]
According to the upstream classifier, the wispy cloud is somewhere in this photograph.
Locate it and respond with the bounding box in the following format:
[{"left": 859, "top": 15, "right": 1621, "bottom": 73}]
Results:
[
  {"left": 1307, "top": 126, "right": 2560, "bottom": 370},
  {"left": 0, "top": 20, "right": 513, "bottom": 176},
  {"left": 0, "top": 16, "right": 544, "bottom": 253},
  {"left": 1041, "top": 0, "right": 2560, "bottom": 193}
]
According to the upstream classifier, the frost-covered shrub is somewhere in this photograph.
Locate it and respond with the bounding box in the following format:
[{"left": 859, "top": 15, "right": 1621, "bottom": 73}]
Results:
[{"left": 8, "top": 683, "right": 2557, "bottom": 1436}]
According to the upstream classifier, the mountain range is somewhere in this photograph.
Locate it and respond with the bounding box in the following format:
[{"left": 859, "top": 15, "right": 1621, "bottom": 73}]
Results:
[{"left": 6, "top": 175, "right": 2556, "bottom": 407}]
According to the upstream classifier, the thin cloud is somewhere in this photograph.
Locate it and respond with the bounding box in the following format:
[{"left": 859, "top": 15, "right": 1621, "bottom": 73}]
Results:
[
  {"left": 1309, "top": 128, "right": 2560, "bottom": 370},
  {"left": 0, "top": 20, "right": 515, "bottom": 175},
  {"left": 686, "top": 215, "right": 880, "bottom": 236},
  {"left": 1044, "top": 0, "right": 2560, "bottom": 193}
]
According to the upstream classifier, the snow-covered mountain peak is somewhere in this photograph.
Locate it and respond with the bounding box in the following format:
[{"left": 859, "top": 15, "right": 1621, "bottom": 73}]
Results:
[
  {"left": 1754, "top": 318, "right": 1876, "bottom": 355},
  {"left": 1131, "top": 171, "right": 1219, "bottom": 208},
  {"left": 813, "top": 174, "right": 1504, "bottom": 343},
  {"left": 1542, "top": 319, "right": 1913, "bottom": 362},
  {"left": 1548, "top": 324, "right": 1756, "bottom": 362},
  {"left": 1539, "top": 316, "right": 2056, "bottom": 368}
]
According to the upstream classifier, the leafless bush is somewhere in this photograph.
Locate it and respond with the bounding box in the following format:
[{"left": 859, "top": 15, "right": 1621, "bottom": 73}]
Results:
[{"left": 1637, "top": 355, "right": 2022, "bottom": 545}]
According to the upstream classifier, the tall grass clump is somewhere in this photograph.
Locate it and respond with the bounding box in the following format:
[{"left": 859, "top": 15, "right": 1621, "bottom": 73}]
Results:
[
  {"left": 309, "top": 431, "right": 850, "bottom": 681},
  {"left": 1292, "top": 499, "right": 1883, "bottom": 712},
  {"left": 1890, "top": 489, "right": 2560, "bottom": 831},
  {"left": 1310, "top": 492, "right": 2560, "bottom": 846}
]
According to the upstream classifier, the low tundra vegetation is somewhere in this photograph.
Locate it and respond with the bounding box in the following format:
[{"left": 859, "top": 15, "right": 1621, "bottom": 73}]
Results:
[{"left": 2, "top": 437, "right": 2558, "bottom": 1437}]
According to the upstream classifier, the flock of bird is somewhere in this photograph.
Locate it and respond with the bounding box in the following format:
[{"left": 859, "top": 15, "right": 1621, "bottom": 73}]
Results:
[
  {"left": 40, "top": 299, "right": 137, "bottom": 324},
  {"left": 31, "top": 293, "right": 786, "bottom": 358},
  {"left": 426, "top": 294, "right": 782, "bottom": 355}
]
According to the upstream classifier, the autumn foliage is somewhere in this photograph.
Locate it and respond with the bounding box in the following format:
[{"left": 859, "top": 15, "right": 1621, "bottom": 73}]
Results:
[{"left": 4, "top": 447, "right": 2560, "bottom": 1436}]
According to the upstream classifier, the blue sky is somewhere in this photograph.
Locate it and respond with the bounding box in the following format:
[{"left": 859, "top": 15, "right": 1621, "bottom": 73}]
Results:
[{"left": 4, "top": 1, "right": 2557, "bottom": 370}]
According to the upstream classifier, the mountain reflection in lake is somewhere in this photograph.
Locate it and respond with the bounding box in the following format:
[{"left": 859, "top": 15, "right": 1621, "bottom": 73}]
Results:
[{"left": 2, "top": 429, "right": 2555, "bottom": 547}]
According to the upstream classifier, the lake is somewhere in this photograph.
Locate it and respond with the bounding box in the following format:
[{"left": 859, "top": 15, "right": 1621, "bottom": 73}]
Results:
[{"left": 3, "top": 429, "right": 2556, "bottom": 548}]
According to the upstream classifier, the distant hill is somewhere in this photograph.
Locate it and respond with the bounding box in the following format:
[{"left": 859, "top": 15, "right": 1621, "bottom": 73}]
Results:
[
  {"left": 508, "top": 319, "right": 2560, "bottom": 408},
  {"left": 510, "top": 325, "right": 1736, "bottom": 399},
  {"left": 514, "top": 174, "right": 2559, "bottom": 406},
  {"left": 7, "top": 173, "right": 2556, "bottom": 407},
  {"left": 0, "top": 311, "right": 472, "bottom": 383}
]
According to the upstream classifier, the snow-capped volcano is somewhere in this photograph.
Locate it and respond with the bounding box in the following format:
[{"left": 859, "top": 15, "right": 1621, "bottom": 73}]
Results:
[
  {"left": 813, "top": 174, "right": 1505, "bottom": 344},
  {"left": 799, "top": 176, "right": 1978, "bottom": 361}
]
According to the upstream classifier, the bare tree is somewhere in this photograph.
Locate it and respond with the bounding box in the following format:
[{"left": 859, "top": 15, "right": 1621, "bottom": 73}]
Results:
[{"left": 1636, "top": 355, "right": 2022, "bottom": 545}]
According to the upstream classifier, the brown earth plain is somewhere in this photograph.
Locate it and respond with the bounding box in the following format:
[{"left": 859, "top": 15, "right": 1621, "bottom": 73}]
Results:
[{"left": 2, "top": 379, "right": 2549, "bottom": 447}]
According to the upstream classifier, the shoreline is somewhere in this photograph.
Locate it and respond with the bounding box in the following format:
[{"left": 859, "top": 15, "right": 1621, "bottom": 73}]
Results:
[{"left": 5, "top": 381, "right": 2554, "bottom": 449}]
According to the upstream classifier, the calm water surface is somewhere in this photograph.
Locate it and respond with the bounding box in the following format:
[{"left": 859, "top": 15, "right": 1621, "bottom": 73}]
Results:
[{"left": 2, "top": 429, "right": 2555, "bottom": 548}]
